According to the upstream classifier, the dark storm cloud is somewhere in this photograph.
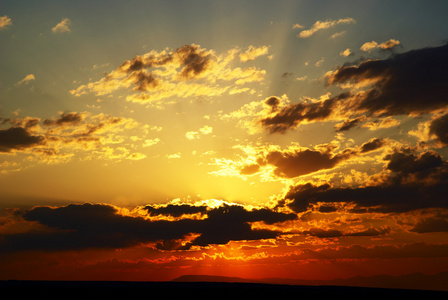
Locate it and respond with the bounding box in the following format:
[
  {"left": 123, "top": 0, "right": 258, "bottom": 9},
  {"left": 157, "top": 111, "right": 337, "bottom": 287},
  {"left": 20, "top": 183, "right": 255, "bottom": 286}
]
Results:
[
  {"left": 280, "top": 148, "right": 448, "bottom": 214},
  {"left": 0, "top": 203, "right": 297, "bottom": 253},
  {"left": 0, "top": 127, "right": 44, "bottom": 152}
]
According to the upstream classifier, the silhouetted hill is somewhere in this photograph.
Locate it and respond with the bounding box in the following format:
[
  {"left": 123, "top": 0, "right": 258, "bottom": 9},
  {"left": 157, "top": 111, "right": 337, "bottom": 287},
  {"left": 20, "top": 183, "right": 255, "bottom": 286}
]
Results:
[
  {"left": 173, "top": 271, "right": 448, "bottom": 292},
  {"left": 1, "top": 280, "right": 447, "bottom": 298}
]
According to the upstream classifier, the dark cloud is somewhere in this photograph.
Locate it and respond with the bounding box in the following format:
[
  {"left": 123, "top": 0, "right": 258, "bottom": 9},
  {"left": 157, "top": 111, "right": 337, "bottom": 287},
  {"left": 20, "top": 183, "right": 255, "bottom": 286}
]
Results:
[
  {"left": 265, "top": 147, "right": 351, "bottom": 178},
  {"left": 239, "top": 163, "right": 261, "bottom": 175},
  {"left": 385, "top": 148, "right": 444, "bottom": 178},
  {"left": 43, "top": 112, "right": 83, "bottom": 127},
  {"left": 1, "top": 203, "right": 297, "bottom": 253},
  {"left": 0, "top": 127, "right": 44, "bottom": 152},
  {"left": 260, "top": 43, "right": 448, "bottom": 134},
  {"left": 264, "top": 96, "right": 281, "bottom": 112},
  {"left": 335, "top": 116, "right": 365, "bottom": 132},
  {"left": 300, "top": 227, "right": 390, "bottom": 238},
  {"left": 176, "top": 44, "right": 212, "bottom": 80},
  {"left": 115, "top": 44, "right": 211, "bottom": 83},
  {"left": 144, "top": 203, "right": 208, "bottom": 218},
  {"left": 328, "top": 43, "right": 448, "bottom": 116},
  {"left": 127, "top": 70, "right": 159, "bottom": 91},
  {"left": 282, "top": 180, "right": 448, "bottom": 214},
  {"left": 280, "top": 148, "right": 448, "bottom": 214},
  {"left": 360, "top": 137, "right": 385, "bottom": 153},
  {"left": 238, "top": 138, "right": 385, "bottom": 179},
  {"left": 259, "top": 93, "right": 350, "bottom": 134},
  {"left": 430, "top": 113, "right": 448, "bottom": 146},
  {"left": 410, "top": 215, "right": 448, "bottom": 233}
]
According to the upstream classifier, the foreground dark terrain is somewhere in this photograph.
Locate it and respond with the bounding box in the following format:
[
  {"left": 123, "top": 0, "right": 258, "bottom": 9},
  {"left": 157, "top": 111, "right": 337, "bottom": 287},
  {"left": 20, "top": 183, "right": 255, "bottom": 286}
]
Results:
[{"left": 1, "top": 280, "right": 447, "bottom": 298}]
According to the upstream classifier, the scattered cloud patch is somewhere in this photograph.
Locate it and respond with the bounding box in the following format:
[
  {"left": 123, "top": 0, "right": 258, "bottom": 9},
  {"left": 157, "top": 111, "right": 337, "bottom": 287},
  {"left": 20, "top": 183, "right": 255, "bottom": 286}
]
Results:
[
  {"left": 52, "top": 18, "right": 71, "bottom": 33},
  {"left": 297, "top": 18, "right": 355, "bottom": 38},
  {"left": 0, "top": 15, "right": 12, "bottom": 30}
]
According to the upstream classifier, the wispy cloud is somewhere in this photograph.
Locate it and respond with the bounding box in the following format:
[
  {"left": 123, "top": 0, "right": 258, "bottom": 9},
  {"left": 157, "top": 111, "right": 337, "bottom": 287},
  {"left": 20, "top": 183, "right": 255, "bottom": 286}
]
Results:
[
  {"left": 70, "top": 44, "right": 268, "bottom": 107},
  {"left": 360, "top": 39, "right": 400, "bottom": 51},
  {"left": 297, "top": 18, "right": 355, "bottom": 38},
  {"left": 0, "top": 15, "right": 12, "bottom": 30},
  {"left": 16, "top": 74, "right": 35, "bottom": 85},
  {"left": 52, "top": 18, "right": 71, "bottom": 33}
]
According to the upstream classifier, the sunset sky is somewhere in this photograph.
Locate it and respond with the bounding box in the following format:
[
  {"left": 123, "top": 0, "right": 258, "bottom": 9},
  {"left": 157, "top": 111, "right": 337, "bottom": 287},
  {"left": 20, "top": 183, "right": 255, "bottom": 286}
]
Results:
[{"left": 1, "top": 0, "right": 448, "bottom": 286}]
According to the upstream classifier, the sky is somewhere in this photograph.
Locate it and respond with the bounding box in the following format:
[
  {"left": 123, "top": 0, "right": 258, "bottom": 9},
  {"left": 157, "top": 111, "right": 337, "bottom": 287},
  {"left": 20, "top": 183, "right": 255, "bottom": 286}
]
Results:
[{"left": 1, "top": 0, "right": 448, "bottom": 287}]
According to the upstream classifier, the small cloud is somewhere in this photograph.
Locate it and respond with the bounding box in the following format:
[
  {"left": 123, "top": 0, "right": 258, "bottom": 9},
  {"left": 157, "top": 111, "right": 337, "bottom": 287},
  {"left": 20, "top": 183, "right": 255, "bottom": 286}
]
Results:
[
  {"left": 239, "top": 45, "right": 269, "bottom": 62},
  {"left": 340, "top": 48, "right": 352, "bottom": 57},
  {"left": 330, "top": 31, "right": 346, "bottom": 39},
  {"left": 315, "top": 57, "right": 325, "bottom": 67},
  {"left": 186, "top": 125, "right": 213, "bottom": 140},
  {"left": 199, "top": 125, "right": 213, "bottom": 135},
  {"left": 143, "top": 138, "right": 160, "bottom": 147},
  {"left": 292, "top": 23, "right": 304, "bottom": 29},
  {"left": 361, "top": 39, "right": 400, "bottom": 52},
  {"left": 186, "top": 131, "right": 200, "bottom": 140},
  {"left": 298, "top": 18, "right": 355, "bottom": 38},
  {"left": 0, "top": 15, "right": 12, "bottom": 30},
  {"left": 16, "top": 74, "right": 35, "bottom": 85},
  {"left": 52, "top": 18, "right": 71, "bottom": 33},
  {"left": 127, "top": 153, "right": 147, "bottom": 160},
  {"left": 166, "top": 153, "right": 181, "bottom": 159}
]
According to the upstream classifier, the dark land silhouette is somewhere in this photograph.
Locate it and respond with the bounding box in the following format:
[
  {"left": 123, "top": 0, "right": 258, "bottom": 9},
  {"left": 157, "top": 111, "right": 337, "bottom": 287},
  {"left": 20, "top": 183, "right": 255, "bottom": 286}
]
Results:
[{"left": 2, "top": 273, "right": 447, "bottom": 298}]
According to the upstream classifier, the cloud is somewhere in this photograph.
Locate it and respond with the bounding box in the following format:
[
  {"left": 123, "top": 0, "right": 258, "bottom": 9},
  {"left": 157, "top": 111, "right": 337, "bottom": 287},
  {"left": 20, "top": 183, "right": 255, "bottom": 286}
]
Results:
[
  {"left": 0, "top": 15, "right": 12, "bottom": 30},
  {"left": 258, "top": 43, "right": 448, "bottom": 134},
  {"left": 126, "top": 152, "right": 147, "bottom": 160},
  {"left": 16, "top": 74, "right": 35, "bottom": 86},
  {"left": 0, "top": 111, "right": 142, "bottom": 164},
  {"left": 292, "top": 23, "right": 304, "bottom": 29},
  {"left": 279, "top": 147, "right": 448, "bottom": 214},
  {"left": 335, "top": 116, "right": 366, "bottom": 131},
  {"left": 297, "top": 18, "right": 355, "bottom": 38},
  {"left": 239, "top": 45, "right": 269, "bottom": 62},
  {"left": 340, "top": 48, "right": 352, "bottom": 57},
  {"left": 213, "top": 138, "right": 386, "bottom": 180},
  {"left": 71, "top": 44, "right": 268, "bottom": 106},
  {"left": 259, "top": 93, "right": 350, "bottom": 134},
  {"left": 52, "top": 18, "right": 71, "bottom": 33},
  {"left": 330, "top": 31, "right": 346, "bottom": 39},
  {"left": 42, "top": 111, "right": 84, "bottom": 126},
  {"left": 326, "top": 43, "right": 448, "bottom": 117},
  {"left": 360, "top": 39, "right": 400, "bottom": 52},
  {"left": 429, "top": 113, "right": 448, "bottom": 146},
  {"left": 186, "top": 125, "right": 213, "bottom": 140},
  {"left": 410, "top": 215, "right": 448, "bottom": 233},
  {"left": 1, "top": 202, "right": 297, "bottom": 252},
  {"left": 143, "top": 138, "right": 160, "bottom": 147},
  {"left": 0, "top": 127, "right": 44, "bottom": 153}
]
